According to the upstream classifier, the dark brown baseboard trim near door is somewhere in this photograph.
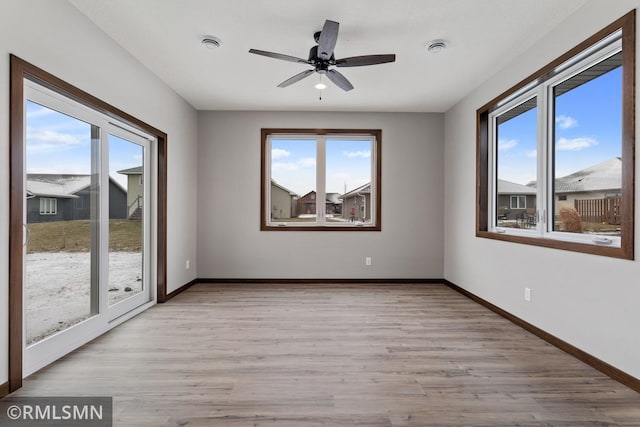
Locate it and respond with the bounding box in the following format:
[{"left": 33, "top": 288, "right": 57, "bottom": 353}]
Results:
[
  {"left": 162, "top": 279, "right": 199, "bottom": 302},
  {"left": 0, "top": 381, "right": 9, "bottom": 399},
  {"left": 444, "top": 280, "right": 640, "bottom": 394},
  {"left": 162, "top": 278, "right": 444, "bottom": 300}
]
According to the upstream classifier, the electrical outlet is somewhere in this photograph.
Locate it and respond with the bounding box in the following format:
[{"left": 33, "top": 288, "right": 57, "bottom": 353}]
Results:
[
  {"left": 186, "top": 259, "right": 190, "bottom": 270},
  {"left": 365, "top": 256, "right": 372, "bottom": 266},
  {"left": 524, "top": 287, "right": 531, "bottom": 302}
]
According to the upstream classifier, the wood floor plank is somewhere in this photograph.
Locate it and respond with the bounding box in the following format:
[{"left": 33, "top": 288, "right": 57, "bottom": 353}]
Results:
[{"left": 9, "top": 283, "right": 640, "bottom": 426}]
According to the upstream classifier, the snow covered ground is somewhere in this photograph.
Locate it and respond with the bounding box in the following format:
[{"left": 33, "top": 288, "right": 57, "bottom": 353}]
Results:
[{"left": 25, "top": 251, "right": 143, "bottom": 344}]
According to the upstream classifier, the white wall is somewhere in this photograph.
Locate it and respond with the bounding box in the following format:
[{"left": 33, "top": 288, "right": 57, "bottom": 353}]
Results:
[
  {"left": 444, "top": 0, "right": 640, "bottom": 380},
  {"left": 0, "top": 0, "right": 199, "bottom": 385},
  {"left": 198, "top": 111, "right": 444, "bottom": 279}
]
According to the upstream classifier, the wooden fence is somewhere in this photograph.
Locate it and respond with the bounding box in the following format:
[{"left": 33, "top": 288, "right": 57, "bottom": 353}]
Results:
[{"left": 574, "top": 197, "right": 621, "bottom": 224}]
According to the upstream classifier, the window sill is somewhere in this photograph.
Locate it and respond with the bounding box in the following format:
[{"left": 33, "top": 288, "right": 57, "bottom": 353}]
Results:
[{"left": 476, "top": 230, "right": 633, "bottom": 260}]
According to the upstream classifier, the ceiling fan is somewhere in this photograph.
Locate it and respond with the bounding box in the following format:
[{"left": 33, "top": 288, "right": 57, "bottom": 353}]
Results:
[{"left": 249, "top": 20, "right": 396, "bottom": 91}]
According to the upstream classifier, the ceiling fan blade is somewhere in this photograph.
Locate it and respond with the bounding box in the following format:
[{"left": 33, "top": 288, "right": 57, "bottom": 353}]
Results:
[
  {"left": 326, "top": 69, "right": 354, "bottom": 91},
  {"left": 317, "top": 20, "right": 339, "bottom": 60},
  {"left": 277, "top": 69, "right": 315, "bottom": 88},
  {"left": 249, "top": 49, "right": 312, "bottom": 64},
  {"left": 335, "top": 54, "right": 396, "bottom": 67}
]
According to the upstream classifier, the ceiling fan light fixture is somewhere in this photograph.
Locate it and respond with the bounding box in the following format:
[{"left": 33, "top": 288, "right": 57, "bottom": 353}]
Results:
[
  {"left": 315, "top": 82, "right": 327, "bottom": 90},
  {"left": 427, "top": 39, "right": 447, "bottom": 53},
  {"left": 201, "top": 35, "right": 222, "bottom": 49}
]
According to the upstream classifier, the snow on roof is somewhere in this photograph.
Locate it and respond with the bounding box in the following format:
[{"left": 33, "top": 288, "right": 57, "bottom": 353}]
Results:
[
  {"left": 497, "top": 179, "right": 536, "bottom": 195},
  {"left": 26, "top": 173, "right": 126, "bottom": 197},
  {"left": 26, "top": 174, "right": 91, "bottom": 198},
  {"left": 326, "top": 193, "right": 342, "bottom": 204},
  {"left": 554, "top": 157, "right": 621, "bottom": 193},
  {"left": 516, "top": 158, "right": 622, "bottom": 194}
]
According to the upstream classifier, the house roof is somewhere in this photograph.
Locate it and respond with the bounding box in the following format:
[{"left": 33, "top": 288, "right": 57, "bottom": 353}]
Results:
[
  {"left": 117, "top": 166, "right": 142, "bottom": 175},
  {"left": 497, "top": 179, "right": 536, "bottom": 195},
  {"left": 27, "top": 174, "right": 126, "bottom": 197},
  {"left": 554, "top": 157, "right": 621, "bottom": 193},
  {"left": 326, "top": 193, "right": 342, "bottom": 204},
  {"left": 27, "top": 174, "right": 91, "bottom": 198},
  {"left": 270, "top": 180, "right": 297, "bottom": 196},
  {"left": 342, "top": 183, "right": 371, "bottom": 198}
]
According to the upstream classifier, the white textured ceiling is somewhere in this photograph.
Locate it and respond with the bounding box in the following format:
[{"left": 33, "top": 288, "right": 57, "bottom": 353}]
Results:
[{"left": 68, "top": 0, "right": 588, "bottom": 112}]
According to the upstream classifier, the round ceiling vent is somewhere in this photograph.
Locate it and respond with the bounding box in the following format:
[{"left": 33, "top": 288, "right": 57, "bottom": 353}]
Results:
[
  {"left": 427, "top": 40, "right": 447, "bottom": 53},
  {"left": 201, "top": 36, "right": 222, "bottom": 49}
]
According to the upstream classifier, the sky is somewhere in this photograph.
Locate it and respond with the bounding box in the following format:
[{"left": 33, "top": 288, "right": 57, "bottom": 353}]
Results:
[
  {"left": 271, "top": 138, "right": 372, "bottom": 196},
  {"left": 497, "top": 66, "right": 622, "bottom": 185},
  {"left": 26, "top": 100, "right": 143, "bottom": 189}
]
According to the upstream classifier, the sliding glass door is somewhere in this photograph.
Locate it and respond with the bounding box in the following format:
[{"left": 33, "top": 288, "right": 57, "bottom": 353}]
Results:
[{"left": 23, "top": 81, "right": 155, "bottom": 375}]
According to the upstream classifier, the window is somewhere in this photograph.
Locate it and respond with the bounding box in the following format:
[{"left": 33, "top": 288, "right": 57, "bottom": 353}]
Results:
[
  {"left": 477, "top": 11, "right": 635, "bottom": 259},
  {"left": 510, "top": 196, "right": 526, "bottom": 210},
  {"left": 261, "top": 129, "right": 381, "bottom": 230},
  {"left": 39, "top": 198, "right": 57, "bottom": 215}
]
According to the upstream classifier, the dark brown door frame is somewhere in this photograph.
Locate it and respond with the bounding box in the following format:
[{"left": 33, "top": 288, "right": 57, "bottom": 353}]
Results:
[{"left": 8, "top": 55, "right": 168, "bottom": 392}]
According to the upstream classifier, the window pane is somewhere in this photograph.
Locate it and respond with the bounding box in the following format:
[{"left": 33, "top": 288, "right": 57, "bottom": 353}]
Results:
[
  {"left": 270, "top": 139, "right": 316, "bottom": 223},
  {"left": 326, "top": 138, "right": 373, "bottom": 224},
  {"left": 552, "top": 53, "right": 622, "bottom": 237},
  {"left": 495, "top": 97, "right": 537, "bottom": 228}
]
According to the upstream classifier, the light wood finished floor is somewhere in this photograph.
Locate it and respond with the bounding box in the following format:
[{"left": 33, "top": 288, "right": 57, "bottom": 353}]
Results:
[{"left": 12, "top": 283, "right": 640, "bottom": 426}]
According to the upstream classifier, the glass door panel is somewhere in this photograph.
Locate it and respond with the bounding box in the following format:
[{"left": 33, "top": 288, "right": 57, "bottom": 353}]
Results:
[
  {"left": 107, "top": 131, "right": 151, "bottom": 319},
  {"left": 108, "top": 135, "right": 144, "bottom": 306},
  {"left": 24, "top": 100, "right": 99, "bottom": 345}
]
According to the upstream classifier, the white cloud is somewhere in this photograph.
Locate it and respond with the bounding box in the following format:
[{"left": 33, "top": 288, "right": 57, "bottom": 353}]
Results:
[
  {"left": 556, "top": 115, "right": 578, "bottom": 130},
  {"left": 498, "top": 139, "right": 517, "bottom": 151},
  {"left": 271, "top": 148, "right": 291, "bottom": 160},
  {"left": 526, "top": 150, "right": 537, "bottom": 158},
  {"left": 272, "top": 162, "right": 299, "bottom": 171},
  {"left": 26, "top": 128, "right": 85, "bottom": 154},
  {"left": 298, "top": 157, "right": 316, "bottom": 168},
  {"left": 343, "top": 150, "right": 371, "bottom": 158},
  {"left": 556, "top": 137, "right": 598, "bottom": 151},
  {"left": 272, "top": 157, "right": 316, "bottom": 171}
]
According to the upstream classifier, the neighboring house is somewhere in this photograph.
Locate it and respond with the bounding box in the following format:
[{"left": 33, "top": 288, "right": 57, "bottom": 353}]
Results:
[
  {"left": 26, "top": 174, "right": 127, "bottom": 223},
  {"left": 296, "top": 191, "right": 317, "bottom": 216},
  {"left": 294, "top": 191, "right": 343, "bottom": 217},
  {"left": 497, "top": 179, "right": 537, "bottom": 220},
  {"left": 325, "top": 193, "right": 342, "bottom": 215},
  {"left": 341, "top": 183, "right": 371, "bottom": 222},
  {"left": 270, "top": 180, "right": 298, "bottom": 219},
  {"left": 554, "top": 157, "right": 622, "bottom": 223},
  {"left": 518, "top": 158, "right": 622, "bottom": 224},
  {"left": 554, "top": 157, "right": 621, "bottom": 208},
  {"left": 117, "top": 166, "right": 144, "bottom": 220}
]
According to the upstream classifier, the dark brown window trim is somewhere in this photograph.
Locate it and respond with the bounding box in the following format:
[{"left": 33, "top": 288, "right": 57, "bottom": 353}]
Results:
[
  {"left": 8, "top": 55, "right": 168, "bottom": 392},
  {"left": 476, "top": 10, "right": 635, "bottom": 260},
  {"left": 260, "top": 128, "right": 382, "bottom": 231}
]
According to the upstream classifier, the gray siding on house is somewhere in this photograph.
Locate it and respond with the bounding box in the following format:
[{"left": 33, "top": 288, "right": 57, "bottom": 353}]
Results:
[
  {"left": 342, "top": 193, "right": 371, "bottom": 222},
  {"left": 109, "top": 181, "right": 127, "bottom": 219},
  {"left": 27, "top": 180, "right": 127, "bottom": 223}
]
